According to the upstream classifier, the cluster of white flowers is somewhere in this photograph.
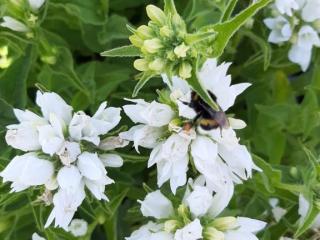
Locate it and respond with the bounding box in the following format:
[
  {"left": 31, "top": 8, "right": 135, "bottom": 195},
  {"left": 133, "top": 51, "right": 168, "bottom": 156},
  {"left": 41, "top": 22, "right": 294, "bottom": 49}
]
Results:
[
  {"left": 121, "top": 58, "right": 260, "bottom": 194},
  {"left": 127, "top": 176, "right": 266, "bottom": 240},
  {"left": 0, "top": 91, "right": 127, "bottom": 230},
  {"left": 264, "top": 0, "right": 320, "bottom": 71}
]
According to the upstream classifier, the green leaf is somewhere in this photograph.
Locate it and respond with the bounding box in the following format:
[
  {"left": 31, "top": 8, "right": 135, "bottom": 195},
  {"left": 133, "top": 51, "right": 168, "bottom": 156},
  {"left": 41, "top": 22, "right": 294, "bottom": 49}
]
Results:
[
  {"left": 203, "top": 0, "right": 272, "bottom": 58},
  {"left": 101, "top": 45, "right": 140, "bottom": 57},
  {"left": 220, "top": 0, "right": 238, "bottom": 22}
]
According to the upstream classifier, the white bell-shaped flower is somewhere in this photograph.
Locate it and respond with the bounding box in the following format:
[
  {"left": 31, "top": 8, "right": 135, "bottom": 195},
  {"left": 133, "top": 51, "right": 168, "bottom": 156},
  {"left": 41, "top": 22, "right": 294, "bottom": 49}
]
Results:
[
  {"left": 36, "top": 91, "right": 73, "bottom": 124},
  {"left": 77, "top": 152, "right": 114, "bottom": 200},
  {"left": 91, "top": 102, "right": 121, "bottom": 135},
  {"left": 301, "top": 0, "right": 320, "bottom": 22},
  {"left": 264, "top": 16, "right": 292, "bottom": 44},
  {"left": 5, "top": 109, "right": 46, "bottom": 151},
  {"left": 45, "top": 186, "right": 85, "bottom": 230},
  {"left": 68, "top": 219, "right": 88, "bottom": 237},
  {"left": 298, "top": 194, "right": 320, "bottom": 230},
  {"left": 0, "top": 152, "right": 54, "bottom": 192},
  {"left": 139, "top": 190, "right": 174, "bottom": 219},
  {"left": 174, "top": 219, "right": 203, "bottom": 240},
  {"left": 28, "top": 0, "right": 45, "bottom": 11},
  {"left": 275, "top": 0, "right": 299, "bottom": 16},
  {"left": 184, "top": 185, "right": 213, "bottom": 217},
  {"left": 123, "top": 99, "right": 175, "bottom": 127},
  {"left": 125, "top": 222, "right": 166, "bottom": 240},
  {"left": 0, "top": 16, "right": 29, "bottom": 32}
]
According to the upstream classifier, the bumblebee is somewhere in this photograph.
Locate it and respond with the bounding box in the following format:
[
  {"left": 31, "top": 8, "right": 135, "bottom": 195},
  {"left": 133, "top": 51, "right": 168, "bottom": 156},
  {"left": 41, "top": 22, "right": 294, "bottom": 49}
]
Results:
[{"left": 184, "top": 91, "right": 229, "bottom": 130}]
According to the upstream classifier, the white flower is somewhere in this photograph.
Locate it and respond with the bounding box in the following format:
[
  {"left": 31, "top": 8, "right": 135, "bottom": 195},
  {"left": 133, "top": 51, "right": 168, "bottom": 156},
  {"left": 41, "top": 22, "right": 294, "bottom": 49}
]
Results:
[
  {"left": 77, "top": 152, "right": 114, "bottom": 200},
  {"left": 301, "top": 0, "right": 320, "bottom": 22},
  {"left": 148, "top": 132, "right": 192, "bottom": 193},
  {"left": 289, "top": 25, "right": 320, "bottom": 71},
  {"left": 298, "top": 194, "right": 320, "bottom": 230},
  {"left": 36, "top": 91, "right": 73, "bottom": 124},
  {"left": 264, "top": 16, "right": 292, "bottom": 44},
  {"left": 69, "top": 219, "right": 88, "bottom": 237},
  {"left": 0, "top": 153, "right": 54, "bottom": 192},
  {"left": 99, "top": 154, "right": 124, "bottom": 168},
  {"left": 32, "top": 233, "right": 46, "bottom": 240},
  {"left": 275, "top": 0, "right": 299, "bottom": 16},
  {"left": 57, "top": 165, "right": 82, "bottom": 192},
  {"left": 120, "top": 125, "right": 164, "bottom": 152},
  {"left": 184, "top": 185, "right": 213, "bottom": 217},
  {"left": 224, "top": 217, "right": 266, "bottom": 240},
  {"left": 28, "top": 0, "right": 45, "bottom": 11},
  {"left": 123, "top": 99, "right": 175, "bottom": 127},
  {"left": 125, "top": 222, "right": 165, "bottom": 240},
  {"left": 0, "top": 16, "right": 29, "bottom": 32},
  {"left": 174, "top": 219, "right": 203, "bottom": 240},
  {"left": 38, "top": 114, "right": 65, "bottom": 156},
  {"left": 45, "top": 187, "right": 85, "bottom": 230},
  {"left": 139, "top": 190, "right": 174, "bottom": 219},
  {"left": 57, "top": 141, "right": 81, "bottom": 166},
  {"left": 69, "top": 111, "right": 100, "bottom": 145},
  {"left": 91, "top": 102, "right": 121, "bottom": 135},
  {"left": 198, "top": 59, "right": 251, "bottom": 111},
  {"left": 5, "top": 109, "right": 46, "bottom": 151}
]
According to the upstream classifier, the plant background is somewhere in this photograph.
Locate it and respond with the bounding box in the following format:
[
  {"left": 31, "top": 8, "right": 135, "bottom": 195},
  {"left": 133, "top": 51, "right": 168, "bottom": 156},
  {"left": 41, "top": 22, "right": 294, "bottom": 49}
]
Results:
[{"left": 0, "top": 0, "right": 319, "bottom": 239}]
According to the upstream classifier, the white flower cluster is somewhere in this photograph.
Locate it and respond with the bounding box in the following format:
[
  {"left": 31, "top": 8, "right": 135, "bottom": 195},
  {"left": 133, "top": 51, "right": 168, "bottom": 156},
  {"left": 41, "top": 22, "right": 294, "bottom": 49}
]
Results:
[
  {"left": 127, "top": 176, "right": 266, "bottom": 240},
  {"left": 264, "top": 0, "right": 320, "bottom": 71},
  {"left": 0, "top": 91, "right": 126, "bottom": 230},
  {"left": 121, "top": 59, "right": 260, "bottom": 195}
]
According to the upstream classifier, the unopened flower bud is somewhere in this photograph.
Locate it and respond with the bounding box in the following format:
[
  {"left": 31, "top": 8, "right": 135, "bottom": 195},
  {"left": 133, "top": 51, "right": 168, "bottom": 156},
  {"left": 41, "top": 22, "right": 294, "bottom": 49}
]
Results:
[
  {"left": 211, "top": 217, "right": 237, "bottom": 231},
  {"left": 41, "top": 56, "right": 56, "bottom": 65},
  {"left": 148, "top": 58, "right": 165, "bottom": 71},
  {"left": 146, "top": 5, "right": 166, "bottom": 26},
  {"left": 167, "top": 50, "right": 176, "bottom": 61},
  {"left": 174, "top": 43, "right": 189, "bottom": 58},
  {"left": 313, "top": 19, "right": 320, "bottom": 32},
  {"left": 134, "top": 59, "right": 149, "bottom": 71},
  {"left": 137, "top": 25, "right": 154, "bottom": 39},
  {"left": 204, "top": 227, "right": 225, "bottom": 240},
  {"left": 179, "top": 62, "right": 192, "bottom": 79},
  {"left": 129, "top": 34, "right": 144, "bottom": 48},
  {"left": 177, "top": 204, "right": 190, "bottom": 224},
  {"left": 160, "top": 25, "right": 173, "bottom": 38},
  {"left": 0, "top": 46, "right": 9, "bottom": 57},
  {"left": 0, "top": 57, "right": 12, "bottom": 69},
  {"left": 143, "top": 38, "right": 163, "bottom": 53},
  {"left": 164, "top": 219, "right": 180, "bottom": 233}
]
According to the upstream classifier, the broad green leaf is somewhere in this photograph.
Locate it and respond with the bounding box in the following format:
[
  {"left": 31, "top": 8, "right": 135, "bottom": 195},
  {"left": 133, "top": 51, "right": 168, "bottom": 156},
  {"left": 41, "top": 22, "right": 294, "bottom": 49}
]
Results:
[
  {"left": 202, "top": 0, "right": 272, "bottom": 58},
  {"left": 101, "top": 45, "right": 140, "bottom": 57}
]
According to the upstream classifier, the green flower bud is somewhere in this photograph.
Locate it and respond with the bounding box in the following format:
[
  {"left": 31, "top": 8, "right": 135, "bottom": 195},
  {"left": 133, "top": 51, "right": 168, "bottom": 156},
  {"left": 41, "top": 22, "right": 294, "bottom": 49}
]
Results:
[
  {"left": 177, "top": 204, "right": 190, "bottom": 224},
  {"left": 148, "top": 58, "right": 165, "bottom": 71},
  {"left": 143, "top": 38, "right": 163, "bottom": 53},
  {"left": 179, "top": 62, "right": 192, "bottom": 79},
  {"left": 146, "top": 5, "right": 166, "bottom": 26},
  {"left": 134, "top": 59, "right": 149, "bottom": 71},
  {"left": 137, "top": 25, "right": 154, "bottom": 39},
  {"left": 166, "top": 50, "right": 176, "bottom": 61},
  {"left": 172, "top": 14, "right": 186, "bottom": 30},
  {"left": 0, "top": 46, "right": 9, "bottom": 57},
  {"left": 174, "top": 43, "right": 189, "bottom": 58},
  {"left": 41, "top": 56, "right": 57, "bottom": 65},
  {"left": 129, "top": 34, "right": 144, "bottom": 48},
  {"left": 0, "top": 57, "right": 12, "bottom": 69},
  {"left": 313, "top": 19, "right": 320, "bottom": 32},
  {"left": 211, "top": 217, "right": 237, "bottom": 231},
  {"left": 160, "top": 25, "right": 173, "bottom": 38},
  {"left": 204, "top": 227, "right": 225, "bottom": 240},
  {"left": 164, "top": 219, "right": 180, "bottom": 233}
]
